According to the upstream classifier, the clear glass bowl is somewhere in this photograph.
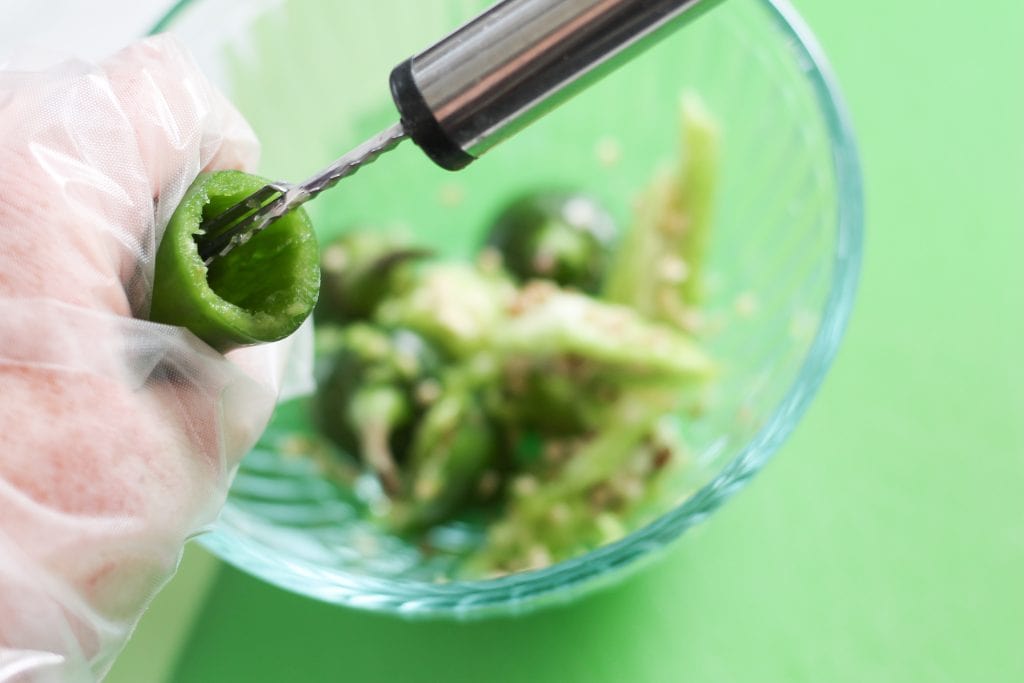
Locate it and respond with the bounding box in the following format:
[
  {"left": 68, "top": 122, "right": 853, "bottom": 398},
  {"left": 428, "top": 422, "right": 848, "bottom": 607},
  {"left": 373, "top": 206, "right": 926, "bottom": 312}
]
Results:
[{"left": 152, "top": 0, "right": 862, "bottom": 618}]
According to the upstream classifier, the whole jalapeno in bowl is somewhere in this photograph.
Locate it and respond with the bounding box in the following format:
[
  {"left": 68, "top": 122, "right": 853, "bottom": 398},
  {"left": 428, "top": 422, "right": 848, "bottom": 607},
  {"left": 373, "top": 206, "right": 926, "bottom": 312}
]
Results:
[
  {"left": 484, "top": 191, "right": 617, "bottom": 293},
  {"left": 316, "top": 230, "right": 430, "bottom": 325},
  {"left": 393, "top": 382, "right": 498, "bottom": 530},
  {"left": 315, "top": 324, "right": 444, "bottom": 494}
]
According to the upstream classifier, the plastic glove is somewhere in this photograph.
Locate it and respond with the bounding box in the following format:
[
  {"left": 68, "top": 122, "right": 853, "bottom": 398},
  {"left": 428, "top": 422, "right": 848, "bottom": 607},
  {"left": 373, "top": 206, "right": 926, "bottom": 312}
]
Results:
[{"left": 0, "top": 35, "right": 300, "bottom": 682}]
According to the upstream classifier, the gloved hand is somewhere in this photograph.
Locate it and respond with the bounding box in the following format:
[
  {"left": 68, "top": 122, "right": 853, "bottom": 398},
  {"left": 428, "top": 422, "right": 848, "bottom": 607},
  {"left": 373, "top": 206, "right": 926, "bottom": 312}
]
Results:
[{"left": 0, "top": 35, "right": 300, "bottom": 682}]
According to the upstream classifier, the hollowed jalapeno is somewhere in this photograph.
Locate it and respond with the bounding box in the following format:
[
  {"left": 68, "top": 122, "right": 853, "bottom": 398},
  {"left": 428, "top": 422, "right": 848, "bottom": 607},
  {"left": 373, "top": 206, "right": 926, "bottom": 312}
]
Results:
[{"left": 150, "top": 170, "right": 320, "bottom": 352}]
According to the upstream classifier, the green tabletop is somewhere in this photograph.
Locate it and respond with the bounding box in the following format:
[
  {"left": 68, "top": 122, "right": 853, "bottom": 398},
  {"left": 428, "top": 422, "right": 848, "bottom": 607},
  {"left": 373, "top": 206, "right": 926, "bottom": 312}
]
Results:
[{"left": 109, "top": 0, "right": 1024, "bottom": 680}]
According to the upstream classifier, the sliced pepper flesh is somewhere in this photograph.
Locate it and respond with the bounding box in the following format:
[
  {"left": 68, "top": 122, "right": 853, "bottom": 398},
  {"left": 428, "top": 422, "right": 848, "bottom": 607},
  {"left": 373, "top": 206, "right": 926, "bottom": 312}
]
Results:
[
  {"left": 604, "top": 93, "right": 719, "bottom": 325},
  {"left": 150, "top": 170, "right": 320, "bottom": 352}
]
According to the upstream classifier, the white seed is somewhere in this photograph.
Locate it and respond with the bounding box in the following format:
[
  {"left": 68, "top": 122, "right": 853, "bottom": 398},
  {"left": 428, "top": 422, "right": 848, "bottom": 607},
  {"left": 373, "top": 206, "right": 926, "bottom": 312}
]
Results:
[
  {"left": 414, "top": 379, "right": 442, "bottom": 406},
  {"left": 658, "top": 256, "right": 690, "bottom": 283},
  {"left": 321, "top": 244, "right": 348, "bottom": 272},
  {"left": 438, "top": 182, "right": 466, "bottom": 207},
  {"left": 562, "top": 196, "right": 597, "bottom": 227},
  {"left": 548, "top": 503, "right": 572, "bottom": 526},
  {"left": 595, "top": 513, "right": 626, "bottom": 542},
  {"left": 526, "top": 545, "right": 553, "bottom": 569},
  {"left": 477, "top": 246, "right": 503, "bottom": 274},
  {"left": 595, "top": 136, "right": 623, "bottom": 167},
  {"left": 512, "top": 475, "right": 539, "bottom": 498},
  {"left": 414, "top": 476, "right": 441, "bottom": 501},
  {"left": 734, "top": 291, "right": 760, "bottom": 318}
]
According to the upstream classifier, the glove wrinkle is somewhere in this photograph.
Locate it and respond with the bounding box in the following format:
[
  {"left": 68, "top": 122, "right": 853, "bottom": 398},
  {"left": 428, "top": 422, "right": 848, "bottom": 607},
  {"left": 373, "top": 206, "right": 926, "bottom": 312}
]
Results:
[{"left": 0, "top": 35, "right": 306, "bottom": 682}]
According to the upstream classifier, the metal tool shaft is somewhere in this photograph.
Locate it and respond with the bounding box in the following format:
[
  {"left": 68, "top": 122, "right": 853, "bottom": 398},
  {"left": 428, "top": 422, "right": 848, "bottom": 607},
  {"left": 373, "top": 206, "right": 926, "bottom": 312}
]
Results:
[{"left": 390, "top": 0, "right": 723, "bottom": 170}]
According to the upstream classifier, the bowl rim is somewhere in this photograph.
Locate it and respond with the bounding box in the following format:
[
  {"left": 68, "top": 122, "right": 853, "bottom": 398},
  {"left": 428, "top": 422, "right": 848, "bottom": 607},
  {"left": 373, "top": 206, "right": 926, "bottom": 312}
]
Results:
[{"left": 152, "top": 0, "right": 864, "bottom": 618}]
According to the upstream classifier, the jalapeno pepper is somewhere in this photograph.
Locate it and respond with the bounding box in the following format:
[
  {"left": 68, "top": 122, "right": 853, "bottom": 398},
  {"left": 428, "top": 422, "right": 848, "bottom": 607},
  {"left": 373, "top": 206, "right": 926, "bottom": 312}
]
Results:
[
  {"left": 484, "top": 191, "right": 617, "bottom": 293},
  {"left": 316, "top": 230, "right": 429, "bottom": 325},
  {"left": 150, "top": 170, "right": 320, "bottom": 352},
  {"left": 392, "top": 381, "right": 497, "bottom": 530},
  {"left": 315, "top": 324, "right": 443, "bottom": 494}
]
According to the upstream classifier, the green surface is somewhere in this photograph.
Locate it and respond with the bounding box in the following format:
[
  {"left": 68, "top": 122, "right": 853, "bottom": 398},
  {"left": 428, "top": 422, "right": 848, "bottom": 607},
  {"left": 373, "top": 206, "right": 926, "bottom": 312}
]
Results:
[{"left": 115, "top": 0, "right": 1024, "bottom": 680}]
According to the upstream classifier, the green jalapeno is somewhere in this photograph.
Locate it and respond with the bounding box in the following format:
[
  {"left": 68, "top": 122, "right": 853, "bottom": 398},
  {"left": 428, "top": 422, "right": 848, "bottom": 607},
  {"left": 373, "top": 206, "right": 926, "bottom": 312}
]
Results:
[
  {"left": 317, "top": 230, "right": 429, "bottom": 324},
  {"left": 392, "top": 382, "right": 497, "bottom": 530},
  {"left": 150, "top": 170, "right": 320, "bottom": 352},
  {"left": 348, "top": 383, "right": 411, "bottom": 495},
  {"left": 488, "top": 355, "right": 610, "bottom": 435},
  {"left": 314, "top": 324, "right": 442, "bottom": 494},
  {"left": 484, "top": 191, "right": 616, "bottom": 293},
  {"left": 476, "top": 389, "right": 675, "bottom": 571}
]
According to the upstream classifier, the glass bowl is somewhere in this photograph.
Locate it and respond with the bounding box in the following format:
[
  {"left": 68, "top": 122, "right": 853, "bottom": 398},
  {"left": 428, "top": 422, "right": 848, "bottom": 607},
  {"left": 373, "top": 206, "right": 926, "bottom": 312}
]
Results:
[{"left": 152, "top": 0, "right": 862, "bottom": 618}]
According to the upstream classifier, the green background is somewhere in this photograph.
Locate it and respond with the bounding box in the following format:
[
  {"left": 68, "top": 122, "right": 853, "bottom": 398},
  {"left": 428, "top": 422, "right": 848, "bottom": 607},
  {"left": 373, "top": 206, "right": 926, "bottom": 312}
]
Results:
[{"left": 109, "top": 0, "right": 1024, "bottom": 680}]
